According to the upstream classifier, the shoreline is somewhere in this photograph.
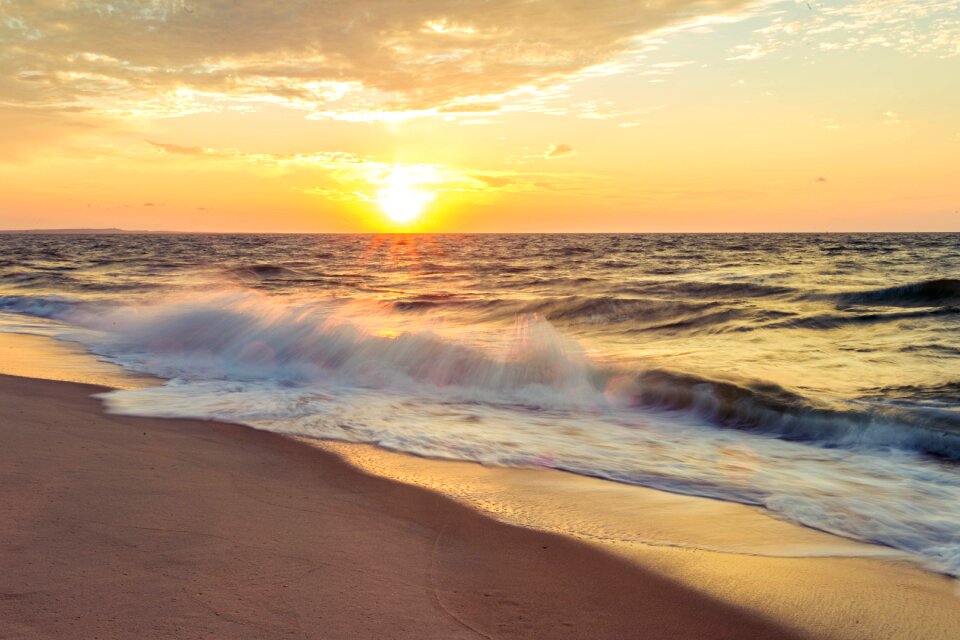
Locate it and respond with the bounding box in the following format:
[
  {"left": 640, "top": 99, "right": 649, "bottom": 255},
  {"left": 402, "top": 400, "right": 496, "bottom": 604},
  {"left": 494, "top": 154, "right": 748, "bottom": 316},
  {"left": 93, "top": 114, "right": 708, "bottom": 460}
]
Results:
[
  {"left": 317, "top": 440, "right": 902, "bottom": 561},
  {"left": 1, "top": 332, "right": 958, "bottom": 638},
  {"left": 1, "top": 373, "right": 801, "bottom": 639}
]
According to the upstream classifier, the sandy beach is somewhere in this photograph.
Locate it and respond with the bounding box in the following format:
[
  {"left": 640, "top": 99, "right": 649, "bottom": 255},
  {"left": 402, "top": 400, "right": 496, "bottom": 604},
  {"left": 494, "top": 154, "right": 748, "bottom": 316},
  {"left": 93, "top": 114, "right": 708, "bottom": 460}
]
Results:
[
  {"left": 0, "top": 372, "right": 806, "bottom": 639},
  {"left": 1, "top": 330, "right": 959, "bottom": 639}
]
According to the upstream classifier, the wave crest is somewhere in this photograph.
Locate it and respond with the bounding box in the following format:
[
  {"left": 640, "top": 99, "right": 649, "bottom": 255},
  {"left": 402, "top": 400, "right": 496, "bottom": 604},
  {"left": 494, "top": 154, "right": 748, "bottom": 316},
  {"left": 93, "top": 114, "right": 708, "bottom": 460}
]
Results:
[
  {"left": 3, "top": 289, "right": 960, "bottom": 459},
  {"left": 836, "top": 278, "right": 960, "bottom": 307}
]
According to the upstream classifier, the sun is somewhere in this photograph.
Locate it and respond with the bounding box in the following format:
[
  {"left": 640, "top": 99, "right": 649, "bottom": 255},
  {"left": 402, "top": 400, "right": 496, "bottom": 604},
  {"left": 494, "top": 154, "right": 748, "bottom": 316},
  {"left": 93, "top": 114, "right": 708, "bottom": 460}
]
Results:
[
  {"left": 377, "top": 184, "right": 434, "bottom": 223},
  {"left": 375, "top": 167, "right": 437, "bottom": 224}
]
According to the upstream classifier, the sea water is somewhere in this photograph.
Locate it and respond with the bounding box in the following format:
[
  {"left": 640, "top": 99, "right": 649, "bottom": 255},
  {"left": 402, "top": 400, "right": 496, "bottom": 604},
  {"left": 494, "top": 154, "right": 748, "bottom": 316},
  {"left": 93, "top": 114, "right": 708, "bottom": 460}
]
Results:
[{"left": 1, "top": 233, "right": 958, "bottom": 573}]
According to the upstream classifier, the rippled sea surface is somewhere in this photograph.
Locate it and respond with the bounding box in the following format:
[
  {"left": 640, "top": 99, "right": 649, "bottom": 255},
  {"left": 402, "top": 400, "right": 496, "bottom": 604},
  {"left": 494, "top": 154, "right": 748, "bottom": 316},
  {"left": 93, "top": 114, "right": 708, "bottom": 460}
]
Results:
[{"left": 2, "top": 233, "right": 959, "bottom": 573}]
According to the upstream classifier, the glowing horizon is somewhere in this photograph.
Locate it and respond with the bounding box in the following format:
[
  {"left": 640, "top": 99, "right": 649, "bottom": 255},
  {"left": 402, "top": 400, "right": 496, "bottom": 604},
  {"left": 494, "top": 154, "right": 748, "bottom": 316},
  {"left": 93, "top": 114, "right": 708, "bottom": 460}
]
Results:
[{"left": 1, "top": 1, "right": 958, "bottom": 233}]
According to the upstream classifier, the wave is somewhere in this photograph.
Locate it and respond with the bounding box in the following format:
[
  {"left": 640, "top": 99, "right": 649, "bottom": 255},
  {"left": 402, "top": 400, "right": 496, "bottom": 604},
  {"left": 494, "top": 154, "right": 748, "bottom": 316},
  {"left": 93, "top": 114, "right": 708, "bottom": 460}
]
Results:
[
  {"left": 510, "top": 295, "right": 721, "bottom": 325},
  {"left": 626, "top": 308, "right": 760, "bottom": 333},
  {"left": 3, "top": 289, "right": 960, "bottom": 461},
  {"left": 390, "top": 293, "right": 460, "bottom": 311},
  {"left": 73, "top": 292, "right": 600, "bottom": 409},
  {"left": 386, "top": 293, "right": 730, "bottom": 327},
  {"left": 547, "top": 245, "right": 594, "bottom": 256},
  {"left": 0, "top": 294, "right": 83, "bottom": 319},
  {"left": 0, "top": 271, "right": 51, "bottom": 284},
  {"left": 508, "top": 276, "right": 599, "bottom": 288},
  {"left": 110, "top": 293, "right": 960, "bottom": 459},
  {"left": 619, "top": 369, "right": 960, "bottom": 458},
  {"left": 835, "top": 278, "right": 960, "bottom": 307},
  {"left": 764, "top": 307, "right": 959, "bottom": 330},
  {"left": 900, "top": 343, "right": 960, "bottom": 356},
  {"left": 860, "top": 382, "right": 960, "bottom": 411},
  {"left": 226, "top": 264, "right": 304, "bottom": 280},
  {"left": 470, "top": 293, "right": 791, "bottom": 333},
  {"left": 619, "top": 281, "right": 797, "bottom": 299}
]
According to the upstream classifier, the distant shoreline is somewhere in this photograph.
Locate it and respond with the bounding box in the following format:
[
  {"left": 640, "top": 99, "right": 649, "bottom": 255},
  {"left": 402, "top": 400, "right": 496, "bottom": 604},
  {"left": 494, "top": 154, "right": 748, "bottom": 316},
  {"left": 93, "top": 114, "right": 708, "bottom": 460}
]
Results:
[{"left": 0, "top": 228, "right": 171, "bottom": 235}]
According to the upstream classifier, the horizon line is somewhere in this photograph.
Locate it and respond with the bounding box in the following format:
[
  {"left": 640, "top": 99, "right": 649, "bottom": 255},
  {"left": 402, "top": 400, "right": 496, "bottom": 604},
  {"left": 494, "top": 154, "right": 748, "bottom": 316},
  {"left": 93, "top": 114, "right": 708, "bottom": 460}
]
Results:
[{"left": 2, "top": 228, "right": 959, "bottom": 235}]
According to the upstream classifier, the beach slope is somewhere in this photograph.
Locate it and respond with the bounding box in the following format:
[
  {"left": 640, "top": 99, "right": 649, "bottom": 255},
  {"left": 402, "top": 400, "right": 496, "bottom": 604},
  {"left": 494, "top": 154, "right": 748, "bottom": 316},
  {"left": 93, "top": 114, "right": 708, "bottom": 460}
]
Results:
[{"left": 0, "top": 374, "right": 796, "bottom": 639}]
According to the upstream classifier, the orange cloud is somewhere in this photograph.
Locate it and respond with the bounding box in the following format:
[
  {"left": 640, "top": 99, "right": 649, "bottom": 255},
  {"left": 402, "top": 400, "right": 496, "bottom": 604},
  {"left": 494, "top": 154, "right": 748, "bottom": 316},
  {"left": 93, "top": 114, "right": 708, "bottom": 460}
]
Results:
[
  {"left": 545, "top": 143, "right": 576, "bottom": 159},
  {"left": 147, "top": 141, "right": 209, "bottom": 156}
]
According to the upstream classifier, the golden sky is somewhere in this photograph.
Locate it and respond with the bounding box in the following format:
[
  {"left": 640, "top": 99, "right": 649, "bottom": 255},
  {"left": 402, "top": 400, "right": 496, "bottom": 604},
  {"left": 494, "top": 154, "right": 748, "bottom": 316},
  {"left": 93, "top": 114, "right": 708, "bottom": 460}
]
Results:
[{"left": 1, "top": 0, "right": 958, "bottom": 232}]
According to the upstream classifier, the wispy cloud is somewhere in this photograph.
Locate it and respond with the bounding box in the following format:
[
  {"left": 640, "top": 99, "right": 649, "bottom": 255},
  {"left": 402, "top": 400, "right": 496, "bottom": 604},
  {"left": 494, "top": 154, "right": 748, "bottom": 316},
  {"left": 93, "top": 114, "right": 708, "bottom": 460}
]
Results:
[
  {"left": 144, "top": 137, "right": 622, "bottom": 204},
  {"left": 730, "top": 0, "right": 960, "bottom": 61},
  {"left": 147, "top": 141, "right": 209, "bottom": 156},
  {"left": 544, "top": 143, "right": 576, "bottom": 159}
]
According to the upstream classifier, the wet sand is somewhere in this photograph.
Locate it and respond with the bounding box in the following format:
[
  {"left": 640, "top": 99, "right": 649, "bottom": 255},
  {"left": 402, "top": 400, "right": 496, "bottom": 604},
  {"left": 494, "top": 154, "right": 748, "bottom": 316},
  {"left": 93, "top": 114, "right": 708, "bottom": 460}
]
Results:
[
  {"left": 324, "top": 442, "right": 960, "bottom": 640},
  {"left": 0, "top": 374, "right": 801, "bottom": 639}
]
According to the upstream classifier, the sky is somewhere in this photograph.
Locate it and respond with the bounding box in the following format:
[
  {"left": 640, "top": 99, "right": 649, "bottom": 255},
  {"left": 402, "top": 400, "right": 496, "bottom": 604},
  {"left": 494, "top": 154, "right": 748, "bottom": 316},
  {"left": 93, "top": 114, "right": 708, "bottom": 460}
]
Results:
[{"left": 1, "top": 0, "right": 958, "bottom": 232}]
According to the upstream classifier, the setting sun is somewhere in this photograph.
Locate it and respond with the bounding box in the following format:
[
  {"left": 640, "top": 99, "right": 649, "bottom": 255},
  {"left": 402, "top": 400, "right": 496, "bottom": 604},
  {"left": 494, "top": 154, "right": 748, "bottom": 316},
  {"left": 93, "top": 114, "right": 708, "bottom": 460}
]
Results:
[{"left": 375, "top": 167, "right": 438, "bottom": 224}]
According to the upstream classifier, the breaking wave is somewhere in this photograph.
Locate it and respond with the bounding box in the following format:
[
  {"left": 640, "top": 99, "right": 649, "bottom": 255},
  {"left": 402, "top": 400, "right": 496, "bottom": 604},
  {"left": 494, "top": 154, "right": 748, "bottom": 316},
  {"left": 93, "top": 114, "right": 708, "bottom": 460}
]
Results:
[
  {"left": 4, "top": 290, "right": 958, "bottom": 460},
  {"left": 0, "top": 294, "right": 85, "bottom": 319}
]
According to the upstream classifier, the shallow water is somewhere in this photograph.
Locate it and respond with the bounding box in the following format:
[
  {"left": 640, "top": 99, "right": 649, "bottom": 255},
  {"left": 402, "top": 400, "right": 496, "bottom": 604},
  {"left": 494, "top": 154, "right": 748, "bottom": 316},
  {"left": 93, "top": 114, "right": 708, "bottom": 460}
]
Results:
[{"left": 1, "top": 232, "right": 958, "bottom": 573}]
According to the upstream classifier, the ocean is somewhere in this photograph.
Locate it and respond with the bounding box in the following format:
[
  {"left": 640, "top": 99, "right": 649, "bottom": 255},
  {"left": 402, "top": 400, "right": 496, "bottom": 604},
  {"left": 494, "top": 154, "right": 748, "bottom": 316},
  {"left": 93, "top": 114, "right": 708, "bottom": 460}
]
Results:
[{"left": 1, "top": 232, "right": 958, "bottom": 574}]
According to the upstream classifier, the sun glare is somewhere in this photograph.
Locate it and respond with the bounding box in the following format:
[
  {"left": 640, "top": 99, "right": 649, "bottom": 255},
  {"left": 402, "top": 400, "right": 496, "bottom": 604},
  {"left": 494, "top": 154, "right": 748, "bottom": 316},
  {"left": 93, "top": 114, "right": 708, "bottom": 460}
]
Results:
[{"left": 375, "top": 167, "right": 438, "bottom": 224}]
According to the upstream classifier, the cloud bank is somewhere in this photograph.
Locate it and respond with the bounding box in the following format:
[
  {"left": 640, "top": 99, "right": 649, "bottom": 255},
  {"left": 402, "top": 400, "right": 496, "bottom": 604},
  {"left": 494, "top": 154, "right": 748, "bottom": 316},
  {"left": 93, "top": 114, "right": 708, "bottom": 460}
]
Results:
[{"left": 1, "top": 0, "right": 751, "bottom": 121}]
